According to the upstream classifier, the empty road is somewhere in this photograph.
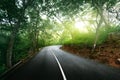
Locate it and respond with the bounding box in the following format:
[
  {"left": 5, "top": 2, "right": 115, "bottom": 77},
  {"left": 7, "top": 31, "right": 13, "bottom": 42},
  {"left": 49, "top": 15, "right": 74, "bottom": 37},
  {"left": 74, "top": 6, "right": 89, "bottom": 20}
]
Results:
[{"left": 4, "top": 45, "right": 120, "bottom": 80}]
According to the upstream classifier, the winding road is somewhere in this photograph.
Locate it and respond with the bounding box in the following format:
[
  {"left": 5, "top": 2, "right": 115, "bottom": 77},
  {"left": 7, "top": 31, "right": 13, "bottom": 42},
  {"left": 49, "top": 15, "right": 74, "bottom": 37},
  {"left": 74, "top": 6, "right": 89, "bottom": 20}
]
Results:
[{"left": 4, "top": 45, "right": 120, "bottom": 80}]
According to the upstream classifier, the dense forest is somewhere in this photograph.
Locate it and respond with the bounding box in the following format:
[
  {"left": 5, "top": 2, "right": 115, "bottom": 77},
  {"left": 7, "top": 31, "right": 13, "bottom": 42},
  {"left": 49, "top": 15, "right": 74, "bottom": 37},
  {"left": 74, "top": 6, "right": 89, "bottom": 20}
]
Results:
[{"left": 0, "top": 0, "right": 120, "bottom": 75}]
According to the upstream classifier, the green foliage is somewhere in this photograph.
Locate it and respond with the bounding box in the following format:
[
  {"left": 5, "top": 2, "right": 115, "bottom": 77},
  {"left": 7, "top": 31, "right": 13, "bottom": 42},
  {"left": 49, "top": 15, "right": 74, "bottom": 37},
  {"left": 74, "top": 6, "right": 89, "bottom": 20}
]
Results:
[
  {"left": 13, "top": 37, "right": 30, "bottom": 63},
  {"left": 0, "top": 64, "right": 6, "bottom": 75},
  {"left": 0, "top": 0, "right": 120, "bottom": 76},
  {"left": 0, "top": 34, "right": 8, "bottom": 73},
  {"left": 61, "top": 31, "right": 95, "bottom": 46},
  {"left": 97, "top": 25, "right": 120, "bottom": 44}
]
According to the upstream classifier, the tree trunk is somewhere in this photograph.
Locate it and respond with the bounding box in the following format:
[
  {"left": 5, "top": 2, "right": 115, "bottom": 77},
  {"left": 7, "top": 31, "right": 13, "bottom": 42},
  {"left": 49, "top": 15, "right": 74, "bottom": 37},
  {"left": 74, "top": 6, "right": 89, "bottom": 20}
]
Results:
[
  {"left": 6, "top": 31, "right": 15, "bottom": 68},
  {"left": 91, "top": 18, "right": 102, "bottom": 53},
  {"left": 99, "top": 8, "right": 109, "bottom": 27},
  {"left": 91, "top": 4, "right": 105, "bottom": 53},
  {"left": 6, "top": 22, "right": 20, "bottom": 68}
]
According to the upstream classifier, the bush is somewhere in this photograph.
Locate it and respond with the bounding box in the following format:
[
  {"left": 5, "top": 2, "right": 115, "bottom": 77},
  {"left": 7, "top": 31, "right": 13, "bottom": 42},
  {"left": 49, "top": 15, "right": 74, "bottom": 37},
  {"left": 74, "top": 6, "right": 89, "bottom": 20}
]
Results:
[{"left": 0, "top": 64, "right": 6, "bottom": 75}]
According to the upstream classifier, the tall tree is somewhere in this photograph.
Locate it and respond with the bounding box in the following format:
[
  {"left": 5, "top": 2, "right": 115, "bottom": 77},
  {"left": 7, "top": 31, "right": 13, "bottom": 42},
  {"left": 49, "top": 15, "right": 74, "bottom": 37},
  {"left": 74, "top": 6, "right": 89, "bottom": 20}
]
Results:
[{"left": 0, "top": 0, "right": 34, "bottom": 68}]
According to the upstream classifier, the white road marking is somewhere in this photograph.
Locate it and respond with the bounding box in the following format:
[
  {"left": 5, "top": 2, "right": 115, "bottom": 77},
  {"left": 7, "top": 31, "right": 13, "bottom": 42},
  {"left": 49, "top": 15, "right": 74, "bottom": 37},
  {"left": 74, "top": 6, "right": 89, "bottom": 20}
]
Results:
[{"left": 50, "top": 49, "right": 67, "bottom": 80}]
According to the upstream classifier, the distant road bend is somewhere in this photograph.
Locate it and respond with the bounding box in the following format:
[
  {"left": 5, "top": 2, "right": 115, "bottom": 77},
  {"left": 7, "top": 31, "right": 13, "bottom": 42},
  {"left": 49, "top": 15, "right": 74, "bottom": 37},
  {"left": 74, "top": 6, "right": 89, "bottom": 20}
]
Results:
[{"left": 4, "top": 45, "right": 120, "bottom": 80}]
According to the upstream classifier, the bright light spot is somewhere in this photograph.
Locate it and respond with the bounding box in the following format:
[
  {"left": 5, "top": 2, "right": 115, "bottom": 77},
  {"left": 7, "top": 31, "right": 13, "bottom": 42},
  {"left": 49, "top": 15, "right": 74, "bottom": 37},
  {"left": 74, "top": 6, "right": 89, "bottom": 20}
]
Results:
[
  {"left": 41, "top": 15, "right": 47, "bottom": 20},
  {"left": 75, "top": 21, "right": 88, "bottom": 33}
]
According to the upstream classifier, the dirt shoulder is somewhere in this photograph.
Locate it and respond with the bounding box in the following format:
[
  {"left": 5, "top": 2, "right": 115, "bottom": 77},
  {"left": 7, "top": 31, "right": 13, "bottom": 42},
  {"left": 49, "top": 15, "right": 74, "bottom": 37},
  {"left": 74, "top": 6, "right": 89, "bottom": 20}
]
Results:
[{"left": 61, "top": 42, "right": 120, "bottom": 68}]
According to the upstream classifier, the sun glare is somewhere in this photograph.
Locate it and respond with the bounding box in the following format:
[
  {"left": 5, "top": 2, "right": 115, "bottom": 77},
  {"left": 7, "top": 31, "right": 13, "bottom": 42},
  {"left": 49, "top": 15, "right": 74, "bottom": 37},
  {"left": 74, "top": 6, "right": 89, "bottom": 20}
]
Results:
[{"left": 75, "top": 21, "right": 88, "bottom": 33}]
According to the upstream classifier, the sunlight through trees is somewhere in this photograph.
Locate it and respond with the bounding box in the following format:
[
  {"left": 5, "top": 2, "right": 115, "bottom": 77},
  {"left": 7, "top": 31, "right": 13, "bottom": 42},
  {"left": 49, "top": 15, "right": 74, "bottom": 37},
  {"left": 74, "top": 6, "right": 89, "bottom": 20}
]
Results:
[{"left": 0, "top": 0, "right": 120, "bottom": 74}]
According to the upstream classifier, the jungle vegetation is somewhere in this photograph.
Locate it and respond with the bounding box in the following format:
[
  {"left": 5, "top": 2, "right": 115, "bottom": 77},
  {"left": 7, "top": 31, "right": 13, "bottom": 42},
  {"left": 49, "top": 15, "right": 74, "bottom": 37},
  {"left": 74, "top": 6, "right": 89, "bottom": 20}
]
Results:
[{"left": 0, "top": 0, "right": 120, "bottom": 74}]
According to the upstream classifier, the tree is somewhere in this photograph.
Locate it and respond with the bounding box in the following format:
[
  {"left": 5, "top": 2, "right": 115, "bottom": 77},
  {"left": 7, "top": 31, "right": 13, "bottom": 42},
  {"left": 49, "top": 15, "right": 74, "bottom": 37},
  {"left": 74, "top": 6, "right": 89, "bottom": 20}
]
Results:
[
  {"left": 0, "top": 0, "right": 34, "bottom": 68},
  {"left": 88, "top": 0, "right": 119, "bottom": 52}
]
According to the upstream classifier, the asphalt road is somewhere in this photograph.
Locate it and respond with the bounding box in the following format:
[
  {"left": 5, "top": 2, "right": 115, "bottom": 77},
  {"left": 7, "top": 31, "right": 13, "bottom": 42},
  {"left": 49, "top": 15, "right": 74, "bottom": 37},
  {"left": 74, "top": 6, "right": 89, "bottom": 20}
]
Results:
[{"left": 4, "top": 45, "right": 120, "bottom": 80}]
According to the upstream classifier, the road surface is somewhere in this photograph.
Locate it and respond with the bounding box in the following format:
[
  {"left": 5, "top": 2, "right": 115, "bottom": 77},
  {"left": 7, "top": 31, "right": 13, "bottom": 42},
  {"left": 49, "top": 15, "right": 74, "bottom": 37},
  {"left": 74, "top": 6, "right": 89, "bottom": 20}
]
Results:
[{"left": 4, "top": 45, "right": 120, "bottom": 80}]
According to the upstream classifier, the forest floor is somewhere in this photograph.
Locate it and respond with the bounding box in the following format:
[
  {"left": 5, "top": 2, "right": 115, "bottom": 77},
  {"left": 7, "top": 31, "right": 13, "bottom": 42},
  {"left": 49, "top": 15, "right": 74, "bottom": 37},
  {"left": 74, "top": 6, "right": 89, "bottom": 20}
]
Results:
[{"left": 61, "top": 41, "right": 120, "bottom": 68}]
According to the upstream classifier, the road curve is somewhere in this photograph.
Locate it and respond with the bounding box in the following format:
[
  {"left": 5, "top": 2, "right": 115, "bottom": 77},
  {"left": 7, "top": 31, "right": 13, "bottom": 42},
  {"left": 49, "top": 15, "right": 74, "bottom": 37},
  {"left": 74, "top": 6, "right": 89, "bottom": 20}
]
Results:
[{"left": 4, "top": 45, "right": 120, "bottom": 80}]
